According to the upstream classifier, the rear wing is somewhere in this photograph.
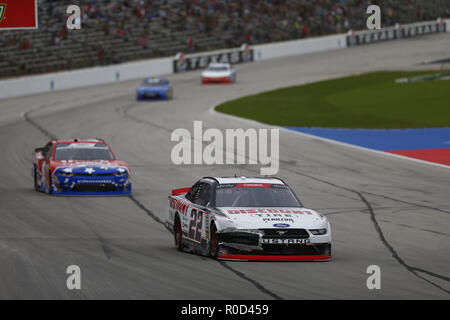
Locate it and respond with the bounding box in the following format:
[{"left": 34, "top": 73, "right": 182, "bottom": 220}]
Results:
[{"left": 171, "top": 187, "right": 190, "bottom": 196}]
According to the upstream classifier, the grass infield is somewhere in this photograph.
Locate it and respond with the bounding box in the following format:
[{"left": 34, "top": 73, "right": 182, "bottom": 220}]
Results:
[{"left": 215, "top": 71, "right": 450, "bottom": 128}]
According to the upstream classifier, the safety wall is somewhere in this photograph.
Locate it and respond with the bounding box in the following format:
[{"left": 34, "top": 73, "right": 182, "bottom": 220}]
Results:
[
  {"left": 346, "top": 19, "right": 447, "bottom": 46},
  {"left": 0, "top": 18, "right": 447, "bottom": 100},
  {"left": 0, "top": 57, "right": 173, "bottom": 100},
  {"left": 0, "top": 34, "right": 347, "bottom": 100},
  {"left": 253, "top": 34, "right": 346, "bottom": 61}
]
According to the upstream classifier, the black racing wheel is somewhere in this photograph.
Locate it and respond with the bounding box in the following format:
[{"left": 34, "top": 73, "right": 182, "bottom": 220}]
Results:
[
  {"left": 208, "top": 222, "right": 218, "bottom": 259},
  {"left": 33, "top": 166, "right": 39, "bottom": 191},
  {"left": 174, "top": 215, "right": 183, "bottom": 251}
]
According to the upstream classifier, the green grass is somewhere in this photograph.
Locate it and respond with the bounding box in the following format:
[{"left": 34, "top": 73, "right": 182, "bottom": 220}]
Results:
[{"left": 215, "top": 71, "right": 450, "bottom": 128}]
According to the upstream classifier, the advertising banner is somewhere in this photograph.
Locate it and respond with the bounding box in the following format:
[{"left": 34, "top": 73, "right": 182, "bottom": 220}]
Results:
[
  {"left": 173, "top": 45, "right": 254, "bottom": 73},
  {"left": 347, "top": 20, "right": 446, "bottom": 46},
  {"left": 0, "top": 0, "right": 38, "bottom": 30}
]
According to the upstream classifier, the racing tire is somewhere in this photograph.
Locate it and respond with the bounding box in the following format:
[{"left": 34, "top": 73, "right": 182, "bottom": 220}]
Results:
[
  {"left": 208, "top": 222, "right": 219, "bottom": 259},
  {"left": 33, "top": 166, "right": 39, "bottom": 192},
  {"left": 174, "top": 215, "right": 183, "bottom": 251}
]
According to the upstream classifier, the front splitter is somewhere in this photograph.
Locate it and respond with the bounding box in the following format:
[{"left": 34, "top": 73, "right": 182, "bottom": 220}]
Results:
[{"left": 217, "top": 254, "right": 331, "bottom": 261}]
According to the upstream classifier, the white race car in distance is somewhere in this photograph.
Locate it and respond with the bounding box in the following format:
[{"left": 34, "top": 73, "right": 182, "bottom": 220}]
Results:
[
  {"left": 201, "top": 63, "right": 236, "bottom": 84},
  {"left": 166, "top": 177, "right": 331, "bottom": 261}
]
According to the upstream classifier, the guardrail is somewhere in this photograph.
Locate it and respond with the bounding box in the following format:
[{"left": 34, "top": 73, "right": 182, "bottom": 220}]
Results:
[{"left": 0, "top": 57, "right": 173, "bottom": 100}]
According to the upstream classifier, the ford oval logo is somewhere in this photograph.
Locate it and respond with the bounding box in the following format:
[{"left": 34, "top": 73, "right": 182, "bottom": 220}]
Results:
[{"left": 273, "top": 223, "right": 290, "bottom": 228}]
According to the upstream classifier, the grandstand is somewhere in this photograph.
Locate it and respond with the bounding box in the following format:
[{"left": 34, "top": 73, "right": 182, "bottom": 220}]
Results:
[{"left": 0, "top": 0, "right": 449, "bottom": 79}]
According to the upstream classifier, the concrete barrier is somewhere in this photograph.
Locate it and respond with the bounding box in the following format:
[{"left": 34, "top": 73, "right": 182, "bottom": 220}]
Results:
[
  {"left": 0, "top": 33, "right": 348, "bottom": 100},
  {"left": 253, "top": 34, "right": 346, "bottom": 61},
  {"left": 1, "top": 18, "right": 446, "bottom": 100},
  {"left": 0, "top": 57, "right": 172, "bottom": 100}
]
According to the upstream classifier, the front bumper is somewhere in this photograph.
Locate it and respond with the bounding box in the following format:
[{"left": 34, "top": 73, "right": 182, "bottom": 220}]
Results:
[
  {"left": 51, "top": 174, "right": 132, "bottom": 195},
  {"left": 137, "top": 90, "right": 169, "bottom": 100},
  {"left": 216, "top": 229, "right": 331, "bottom": 261},
  {"left": 202, "top": 77, "right": 233, "bottom": 84},
  {"left": 217, "top": 254, "right": 331, "bottom": 261}
]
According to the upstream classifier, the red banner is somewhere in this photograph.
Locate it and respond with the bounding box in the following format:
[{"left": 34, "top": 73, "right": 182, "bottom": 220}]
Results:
[{"left": 0, "top": 0, "right": 38, "bottom": 30}]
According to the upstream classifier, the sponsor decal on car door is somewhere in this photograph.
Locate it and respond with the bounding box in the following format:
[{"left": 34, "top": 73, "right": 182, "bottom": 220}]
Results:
[{"left": 188, "top": 208, "right": 204, "bottom": 243}]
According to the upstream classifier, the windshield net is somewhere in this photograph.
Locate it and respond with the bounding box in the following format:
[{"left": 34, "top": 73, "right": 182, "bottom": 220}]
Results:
[
  {"left": 215, "top": 184, "right": 302, "bottom": 207},
  {"left": 54, "top": 144, "right": 114, "bottom": 160}
]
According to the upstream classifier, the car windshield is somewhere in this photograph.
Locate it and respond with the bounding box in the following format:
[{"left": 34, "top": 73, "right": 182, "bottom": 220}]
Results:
[
  {"left": 215, "top": 184, "right": 302, "bottom": 207},
  {"left": 142, "top": 79, "right": 166, "bottom": 86},
  {"left": 54, "top": 143, "right": 115, "bottom": 160},
  {"left": 208, "top": 66, "right": 228, "bottom": 72}
]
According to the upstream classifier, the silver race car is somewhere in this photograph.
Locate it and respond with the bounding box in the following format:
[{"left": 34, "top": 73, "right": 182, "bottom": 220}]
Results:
[{"left": 166, "top": 177, "right": 331, "bottom": 261}]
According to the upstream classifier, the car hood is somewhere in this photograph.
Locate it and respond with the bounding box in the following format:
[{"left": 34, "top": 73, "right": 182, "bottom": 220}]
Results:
[
  {"left": 202, "top": 71, "right": 232, "bottom": 78},
  {"left": 138, "top": 86, "right": 168, "bottom": 91},
  {"left": 51, "top": 160, "right": 130, "bottom": 173},
  {"left": 217, "top": 207, "right": 327, "bottom": 230}
]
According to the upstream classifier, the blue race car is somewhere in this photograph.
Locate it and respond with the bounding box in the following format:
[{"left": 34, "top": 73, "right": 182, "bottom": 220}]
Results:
[{"left": 136, "top": 77, "right": 173, "bottom": 100}]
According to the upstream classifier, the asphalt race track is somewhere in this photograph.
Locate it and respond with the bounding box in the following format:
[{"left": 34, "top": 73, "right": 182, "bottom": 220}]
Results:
[{"left": 0, "top": 32, "right": 449, "bottom": 299}]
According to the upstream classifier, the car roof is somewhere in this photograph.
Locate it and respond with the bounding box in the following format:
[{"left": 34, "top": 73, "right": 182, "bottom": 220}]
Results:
[
  {"left": 53, "top": 139, "right": 107, "bottom": 145},
  {"left": 208, "top": 63, "right": 231, "bottom": 68},
  {"left": 204, "top": 176, "right": 285, "bottom": 185},
  {"left": 144, "top": 77, "right": 168, "bottom": 82}
]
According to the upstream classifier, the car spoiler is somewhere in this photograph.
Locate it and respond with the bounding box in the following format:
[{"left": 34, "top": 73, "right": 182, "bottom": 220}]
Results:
[{"left": 172, "top": 187, "right": 190, "bottom": 196}]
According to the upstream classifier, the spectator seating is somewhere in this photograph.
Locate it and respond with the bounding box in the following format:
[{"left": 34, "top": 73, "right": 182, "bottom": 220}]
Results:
[{"left": 0, "top": 0, "right": 448, "bottom": 79}]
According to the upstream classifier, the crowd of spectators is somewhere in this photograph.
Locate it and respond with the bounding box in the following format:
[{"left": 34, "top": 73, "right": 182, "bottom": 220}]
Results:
[{"left": 0, "top": 0, "right": 449, "bottom": 78}]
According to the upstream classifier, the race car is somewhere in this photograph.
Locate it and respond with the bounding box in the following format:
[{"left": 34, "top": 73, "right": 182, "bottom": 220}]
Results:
[
  {"left": 32, "top": 139, "right": 132, "bottom": 195},
  {"left": 201, "top": 63, "right": 236, "bottom": 84},
  {"left": 136, "top": 77, "right": 173, "bottom": 100},
  {"left": 165, "top": 177, "right": 331, "bottom": 261}
]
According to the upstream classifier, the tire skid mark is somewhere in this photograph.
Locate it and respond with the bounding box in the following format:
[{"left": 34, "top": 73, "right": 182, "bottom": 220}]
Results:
[
  {"left": 67, "top": 201, "right": 113, "bottom": 260},
  {"left": 24, "top": 102, "right": 281, "bottom": 300},
  {"left": 122, "top": 102, "right": 287, "bottom": 299},
  {"left": 281, "top": 167, "right": 450, "bottom": 294},
  {"left": 23, "top": 107, "right": 57, "bottom": 141},
  {"left": 122, "top": 101, "right": 450, "bottom": 295},
  {"left": 357, "top": 192, "right": 449, "bottom": 293},
  {"left": 121, "top": 103, "right": 173, "bottom": 133},
  {"left": 25, "top": 103, "right": 282, "bottom": 299},
  {"left": 218, "top": 260, "right": 283, "bottom": 300},
  {"left": 26, "top": 101, "right": 448, "bottom": 296},
  {"left": 23, "top": 106, "right": 112, "bottom": 261},
  {"left": 378, "top": 220, "right": 450, "bottom": 237},
  {"left": 128, "top": 194, "right": 283, "bottom": 300},
  {"left": 128, "top": 195, "right": 163, "bottom": 225},
  {"left": 362, "top": 191, "right": 450, "bottom": 215}
]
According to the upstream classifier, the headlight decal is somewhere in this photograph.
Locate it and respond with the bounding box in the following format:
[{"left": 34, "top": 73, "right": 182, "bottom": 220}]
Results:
[{"left": 309, "top": 228, "right": 327, "bottom": 235}]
